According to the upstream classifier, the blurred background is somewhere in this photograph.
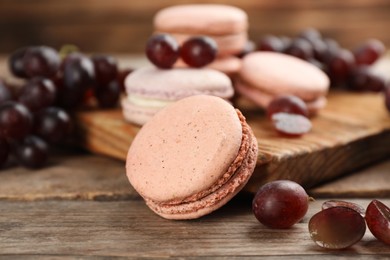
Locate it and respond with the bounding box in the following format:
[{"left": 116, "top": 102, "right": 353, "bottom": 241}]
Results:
[{"left": 0, "top": 0, "right": 389, "bottom": 54}]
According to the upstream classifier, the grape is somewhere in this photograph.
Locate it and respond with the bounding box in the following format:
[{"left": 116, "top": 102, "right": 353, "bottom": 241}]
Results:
[
  {"left": 267, "top": 95, "right": 309, "bottom": 118},
  {"left": 322, "top": 200, "right": 365, "bottom": 217},
  {"left": 180, "top": 36, "right": 217, "bottom": 67},
  {"left": 271, "top": 113, "right": 312, "bottom": 136},
  {"left": 327, "top": 49, "right": 355, "bottom": 84},
  {"left": 285, "top": 38, "right": 313, "bottom": 60},
  {"left": 299, "top": 28, "right": 322, "bottom": 41},
  {"left": 385, "top": 86, "right": 390, "bottom": 112},
  {"left": 279, "top": 36, "right": 292, "bottom": 52},
  {"left": 8, "top": 47, "right": 28, "bottom": 78},
  {"left": 0, "top": 79, "right": 12, "bottom": 104},
  {"left": 95, "top": 80, "right": 121, "bottom": 108},
  {"left": 252, "top": 180, "right": 309, "bottom": 229},
  {"left": 323, "top": 38, "right": 341, "bottom": 62},
  {"left": 23, "top": 46, "right": 60, "bottom": 78},
  {"left": 146, "top": 34, "right": 179, "bottom": 69},
  {"left": 306, "top": 38, "right": 328, "bottom": 62},
  {"left": 0, "top": 138, "right": 9, "bottom": 167},
  {"left": 0, "top": 101, "right": 32, "bottom": 140},
  {"left": 237, "top": 41, "right": 256, "bottom": 58},
  {"left": 92, "top": 55, "right": 118, "bottom": 85},
  {"left": 34, "top": 107, "right": 72, "bottom": 143},
  {"left": 18, "top": 78, "right": 56, "bottom": 112},
  {"left": 348, "top": 67, "right": 386, "bottom": 92},
  {"left": 57, "top": 53, "right": 95, "bottom": 108},
  {"left": 117, "top": 68, "right": 133, "bottom": 92},
  {"left": 308, "top": 206, "right": 366, "bottom": 249},
  {"left": 353, "top": 39, "right": 385, "bottom": 66},
  {"left": 12, "top": 135, "right": 48, "bottom": 169},
  {"left": 257, "top": 35, "right": 284, "bottom": 52},
  {"left": 365, "top": 200, "right": 390, "bottom": 245}
]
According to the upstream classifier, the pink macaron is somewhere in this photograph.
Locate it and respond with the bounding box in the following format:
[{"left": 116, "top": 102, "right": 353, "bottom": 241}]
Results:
[
  {"left": 237, "top": 52, "right": 330, "bottom": 115},
  {"left": 121, "top": 67, "right": 234, "bottom": 126},
  {"left": 126, "top": 95, "right": 258, "bottom": 220}
]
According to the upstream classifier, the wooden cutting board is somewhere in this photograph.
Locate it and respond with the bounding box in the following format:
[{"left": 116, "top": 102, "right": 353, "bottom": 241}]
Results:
[{"left": 75, "top": 91, "right": 390, "bottom": 192}]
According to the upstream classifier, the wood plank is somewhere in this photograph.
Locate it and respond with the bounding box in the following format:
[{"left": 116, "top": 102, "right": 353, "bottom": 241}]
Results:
[
  {"left": 0, "top": 198, "right": 389, "bottom": 257},
  {"left": 76, "top": 91, "right": 390, "bottom": 191}
]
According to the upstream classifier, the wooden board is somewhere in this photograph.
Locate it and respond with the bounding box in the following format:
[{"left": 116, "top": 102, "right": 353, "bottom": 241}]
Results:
[{"left": 75, "top": 91, "right": 390, "bottom": 192}]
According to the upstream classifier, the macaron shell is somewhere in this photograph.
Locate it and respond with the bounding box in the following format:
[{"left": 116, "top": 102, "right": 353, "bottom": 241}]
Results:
[
  {"left": 125, "top": 67, "right": 234, "bottom": 100},
  {"left": 240, "top": 52, "right": 330, "bottom": 101},
  {"left": 235, "top": 81, "right": 327, "bottom": 116},
  {"left": 126, "top": 95, "right": 243, "bottom": 203},
  {"left": 170, "top": 32, "right": 248, "bottom": 56},
  {"left": 154, "top": 4, "right": 248, "bottom": 35}
]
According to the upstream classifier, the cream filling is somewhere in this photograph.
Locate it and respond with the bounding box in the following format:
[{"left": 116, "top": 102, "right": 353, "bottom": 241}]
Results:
[{"left": 128, "top": 95, "right": 174, "bottom": 108}]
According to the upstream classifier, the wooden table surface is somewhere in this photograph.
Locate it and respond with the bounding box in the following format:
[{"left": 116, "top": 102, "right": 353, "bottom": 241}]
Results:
[{"left": 1, "top": 56, "right": 390, "bottom": 258}]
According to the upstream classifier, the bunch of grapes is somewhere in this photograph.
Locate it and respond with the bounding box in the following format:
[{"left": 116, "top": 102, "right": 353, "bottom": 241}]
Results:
[
  {"left": 257, "top": 28, "right": 390, "bottom": 112},
  {"left": 0, "top": 45, "right": 131, "bottom": 169}
]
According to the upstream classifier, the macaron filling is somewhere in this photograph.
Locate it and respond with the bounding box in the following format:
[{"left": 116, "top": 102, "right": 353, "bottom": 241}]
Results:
[
  {"left": 144, "top": 109, "right": 257, "bottom": 217},
  {"left": 127, "top": 95, "right": 174, "bottom": 108}
]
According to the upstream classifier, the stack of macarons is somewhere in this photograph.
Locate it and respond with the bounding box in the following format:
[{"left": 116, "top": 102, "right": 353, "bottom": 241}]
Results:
[
  {"left": 121, "top": 67, "right": 234, "bottom": 126},
  {"left": 236, "top": 52, "right": 330, "bottom": 115},
  {"left": 154, "top": 4, "right": 248, "bottom": 75}
]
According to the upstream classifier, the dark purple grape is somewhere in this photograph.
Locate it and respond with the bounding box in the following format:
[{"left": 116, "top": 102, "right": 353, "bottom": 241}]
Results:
[
  {"left": 279, "top": 36, "right": 292, "bottom": 52},
  {"left": 322, "top": 200, "right": 365, "bottom": 217},
  {"left": 309, "top": 206, "right": 366, "bottom": 249},
  {"left": 299, "top": 28, "right": 322, "bottom": 41},
  {"left": 385, "top": 86, "right": 390, "bottom": 112},
  {"left": 23, "top": 46, "right": 60, "bottom": 78},
  {"left": 57, "top": 53, "right": 95, "bottom": 108},
  {"left": 146, "top": 34, "right": 180, "bottom": 69},
  {"left": 252, "top": 180, "right": 309, "bottom": 228},
  {"left": 348, "top": 67, "right": 386, "bottom": 92},
  {"left": 8, "top": 47, "right": 28, "bottom": 78},
  {"left": 12, "top": 135, "right": 48, "bottom": 169},
  {"left": 305, "top": 38, "right": 328, "bottom": 62},
  {"left": 353, "top": 39, "right": 385, "bottom": 66},
  {"left": 327, "top": 49, "right": 355, "bottom": 84},
  {"left": 323, "top": 38, "right": 341, "bottom": 62},
  {"left": 0, "top": 138, "right": 9, "bottom": 166},
  {"left": 95, "top": 80, "right": 121, "bottom": 108},
  {"left": 257, "top": 35, "right": 284, "bottom": 52},
  {"left": 180, "top": 36, "right": 217, "bottom": 67},
  {"left": 307, "top": 58, "right": 325, "bottom": 71},
  {"left": 0, "top": 79, "right": 12, "bottom": 104},
  {"left": 92, "top": 55, "right": 118, "bottom": 85},
  {"left": 117, "top": 68, "right": 133, "bottom": 92},
  {"left": 18, "top": 78, "right": 56, "bottom": 112},
  {"left": 237, "top": 41, "right": 256, "bottom": 58},
  {"left": 285, "top": 38, "right": 313, "bottom": 60},
  {"left": 267, "top": 95, "right": 309, "bottom": 118},
  {"left": 366, "top": 200, "right": 390, "bottom": 245},
  {"left": 0, "top": 101, "right": 32, "bottom": 140},
  {"left": 34, "top": 107, "right": 72, "bottom": 143}
]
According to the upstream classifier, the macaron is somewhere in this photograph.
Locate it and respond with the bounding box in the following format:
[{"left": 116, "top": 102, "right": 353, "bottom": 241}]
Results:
[
  {"left": 154, "top": 4, "right": 248, "bottom": 74},
  {"left": 121, "top": 67, "right": 234, "bottom": 126},
  {"left": 126, "top": 95, "right": 258, "bottom": 220},
  {"left": 237, "top": 52, "right": 330, "bottom": 115}
]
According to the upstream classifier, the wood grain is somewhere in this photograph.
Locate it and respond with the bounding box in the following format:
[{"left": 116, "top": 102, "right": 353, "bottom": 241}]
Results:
[
  {"left": 76, "top": 91, "right": 390, "bottom": 191},
  {"left": 0, "top": 198, "right": 389, "bottom": 258}
]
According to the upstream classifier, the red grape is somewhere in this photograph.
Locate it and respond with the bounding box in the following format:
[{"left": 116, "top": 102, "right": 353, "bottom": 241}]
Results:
[
  {"left": 309, "top": 206, "right": 366, "bottom": 249},
  {"left": 299, "top": 28, "right": 322, "bottom": 41},
  {"left": 252, "top": 180, "right": 309, "bottom": 229},
  {"left": 23, "top": 46, "right": 60, "bottom": 78},
  {"left": 385, "top": 86, "right": 390, "bottom": 112},
  {"left": 323, "top": 38, "right": 341, "bottom": 62},
  {"left": 353, "top": 39, "right": 385, "bottom": 66},
  {"left": 0, "top": 138, "right": 9, "bottom": 166},
  {"left": 0, "top": 101, "right": 32, "bottom": 140},
  {"left": 92, "top": 54, "right": 118, "bottom": 85},
  {"left": 327, "top": 49, "right": 355, "bottom": 84},
  {"left": 34, "top": 107, "right": 72, "bottom": 143},
  {"left": 95, "top": 80, "right": 121, "bottom": 108},
  {"left": 271, "top": 113, "right": 312, "bottom": 136},
  {"left": 348, "top": 67, "right": 386, "bottom": 92},
  {"left": 365, "top": 200, "right": 390, "bottom": 245},
  {"left": 18, "top": 78, "right": 57, "bottom": 112},
  {"left": 117, "top": 68, "right": 133, "bottom": 92},
  {"left": 237, "top": 41, "right": 256, "bottom": 58},
  {"left": 180, "top": 36, "right": 217, "bottom": 67},
  {"left": 146, "top": 34, "right": 179, "bottom": 69},
  {"left": 285, "top": 38, "right": 313, "bottom": 60},
  {"left": 8, "top": 47, "right": 28, "bottom": 78},
  {"left": 12, "top": 135, "right": 48, "bottom": 169},
  {"left": 322, "top": 200, "right": 365, "bottom": 217},
  {"left": 0, "top": 79, "right": 12, "bottom": 104},
  {"left": 267, "top": 95, "right": 309, "bottom": 118},
  {"left": 257, "top": 35, "right": 284, "bottom": 52}
]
